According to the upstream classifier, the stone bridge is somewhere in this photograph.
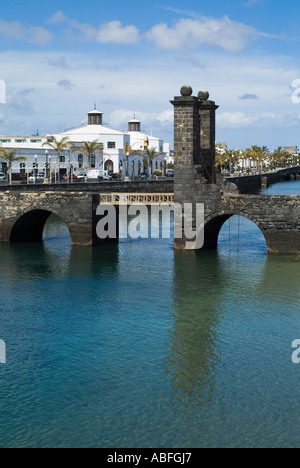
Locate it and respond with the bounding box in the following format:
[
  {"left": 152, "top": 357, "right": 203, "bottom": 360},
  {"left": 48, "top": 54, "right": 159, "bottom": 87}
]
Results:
[
  {"left": 204, "top": 193, "right": 300, "bottom": 253},
  {"left": 0, "top": 87, "right": 300, "bottom": 254},
  {"left": 171, "top": 86, "right": 300, "bottom": 254},
  {"left": 0, "top": 181, "right": 173, "bottom": 246}
]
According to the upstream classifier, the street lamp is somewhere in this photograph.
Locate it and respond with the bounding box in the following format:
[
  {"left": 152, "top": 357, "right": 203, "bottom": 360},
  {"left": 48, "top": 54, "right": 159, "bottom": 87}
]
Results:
[
  {"left": 49, "top": 156, "right": 51, "bottom": 183},
  {"left": 34, "top": 155, "right": 38, "bottom": 183},
  {"left": 45, "top": 149, "right": 49, "bottom": 183}
]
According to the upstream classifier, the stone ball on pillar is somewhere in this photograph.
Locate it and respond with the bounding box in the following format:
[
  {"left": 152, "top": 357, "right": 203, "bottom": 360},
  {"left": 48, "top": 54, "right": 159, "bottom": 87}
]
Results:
[
  {"left": 180, "top": 85, "right": 193, "bottom": 97},
  {"left": 198, "top": 90, "right": 209, "bottom": 101}
]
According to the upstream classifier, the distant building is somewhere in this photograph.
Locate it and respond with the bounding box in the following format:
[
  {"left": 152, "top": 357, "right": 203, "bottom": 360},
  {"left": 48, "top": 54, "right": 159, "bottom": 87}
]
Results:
[
  {"left": 283, "top": 146, "right": 298, "bottom": 156},
  {"left": 0, "top": 108, "right": 170, "bottom": 177},
  {"left": 216, "top": 142, "right": 228, "bottom": 154}
]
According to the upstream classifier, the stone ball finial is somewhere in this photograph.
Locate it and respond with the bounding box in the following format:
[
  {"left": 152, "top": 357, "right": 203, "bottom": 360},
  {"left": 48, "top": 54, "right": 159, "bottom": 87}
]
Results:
[
  {"left": 198, "top": 90, "right": 209, "bottom": 101},
  {"left": 180, "top": 85, "right": 193, "bottom": 97}
]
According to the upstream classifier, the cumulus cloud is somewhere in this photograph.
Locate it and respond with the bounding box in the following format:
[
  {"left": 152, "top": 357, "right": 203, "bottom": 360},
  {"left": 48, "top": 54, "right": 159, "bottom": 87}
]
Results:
[
  {"left": 5, "top": 88, "right": 35, "bottom": 115},
  {"left": 108, "top": 109, "right": 173, "bottom": 131},
  {"left": 239, "top": 93, "right": 259, "bottom": 100},
  {"left": 97, "top": 21, "right": 139, "bottom": 45},
  {"left": 217, "top": 111, "right": 298, "bottom": 129},
  {"left": 0, "top": 20, "right": 52, "bottom": 45},
  {"left": 47, "top": 11, "right": 139, "bottom": 45},
  {"left": 47, "top": 11, "right": 69, "bottom": 25},
  {"left": 146, "top": 16, "right": 258, "bottom": 53},
  {"left": 48, "top": 57, "right": 70, "bottom": 69},
  {"left": 57, "top": 80, "right": 75, "bottom": 91}
]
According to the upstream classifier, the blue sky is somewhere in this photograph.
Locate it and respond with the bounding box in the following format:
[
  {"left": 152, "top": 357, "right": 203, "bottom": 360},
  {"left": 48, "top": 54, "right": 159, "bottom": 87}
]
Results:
[{"left": 1, "top": 0, "right": 300, "bottom": 149}]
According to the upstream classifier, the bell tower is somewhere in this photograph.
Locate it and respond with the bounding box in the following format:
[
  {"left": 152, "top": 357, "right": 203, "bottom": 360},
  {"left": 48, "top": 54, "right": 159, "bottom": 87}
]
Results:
[{"left": 88, "top": 107, "right": 103, "bottom": 126}]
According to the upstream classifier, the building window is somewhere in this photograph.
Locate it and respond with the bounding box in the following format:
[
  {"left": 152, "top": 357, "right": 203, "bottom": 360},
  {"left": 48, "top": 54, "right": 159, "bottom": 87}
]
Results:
[
  {"left": 107, "top": 142, "right": 116, "bottom": 149},
  {"left": 0, "top": 139, "right": 11, "bottom": 143},
  {"left": 20, "top": 163, "right": 26, "bottom": 174},
  {"left": 60, "top": 156, "right": 65, "bottom": 163},
  {"left": 15, "top": 139, "right": 26, "bottom": 143},
  {"left": 30, "top": 139, "right": 42, "bottom": 143},
  {"left": 91, "top": 155, "right": 96, "bottom": 168},
  {"left": 78, "top": 154, "right": 83, "bottom": 168}
]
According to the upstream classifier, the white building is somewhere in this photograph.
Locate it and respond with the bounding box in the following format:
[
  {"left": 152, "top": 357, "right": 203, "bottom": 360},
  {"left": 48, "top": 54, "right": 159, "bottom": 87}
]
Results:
[{"left": 0, "top": 108, "right": 171, "bottom": 179}]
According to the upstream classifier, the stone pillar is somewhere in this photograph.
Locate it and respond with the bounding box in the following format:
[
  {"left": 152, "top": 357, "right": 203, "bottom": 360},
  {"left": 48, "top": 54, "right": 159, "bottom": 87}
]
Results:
[
  {"left": 198, "top": 91, "right": 219, "bottom": 184},
  {"left": 171, "top": 86, "right": 221, "bottom": 250},
  {"left": 170, "top": 85, "right": 202, "bottom": 205}
]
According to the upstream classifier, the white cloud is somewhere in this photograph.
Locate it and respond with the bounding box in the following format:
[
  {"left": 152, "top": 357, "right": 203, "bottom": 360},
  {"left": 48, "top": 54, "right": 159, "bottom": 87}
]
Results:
[
  {"left": 47, "top": 11, "right": 69, "bottom": 25},
  {"left": 0, "top": 20, "right": 52, "bottom": 45},
  {"left": 48, "top": 57, "right": 70, "bottom": 69},
  {"left": 217, "top": 111, "right": 298, "bottom": 129},
  {"left": 108, "top": 109, "right": 173, "bottom": 131},
  {"left": 57, "top": 80, "right": 75, "bottom": 91},
  {"left": 47, "top": 11, "right": 139, "bottom": 45},
  {"left": 146, "top": 16, "right": 257, "bottom": 53},
  {"left": 97, "top": 21, "right": 139, "bottom": 45}
]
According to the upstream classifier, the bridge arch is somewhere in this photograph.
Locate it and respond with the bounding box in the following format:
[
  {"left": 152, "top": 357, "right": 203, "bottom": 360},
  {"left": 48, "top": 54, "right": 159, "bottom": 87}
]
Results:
[
  {"left": 10, "top": 208, "right": 72, "bottom": 243},
  {"left": 203, "top": 211, "right": 268, "bottom": 250}
]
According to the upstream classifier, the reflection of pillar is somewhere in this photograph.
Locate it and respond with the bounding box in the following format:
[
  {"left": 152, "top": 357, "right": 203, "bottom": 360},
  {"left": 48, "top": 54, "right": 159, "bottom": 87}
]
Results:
[
  {"left": 166, "top": 252, "right": 223, "bottom": 407},
  {"left": 68, "top": 243, "right": 119, "bottom": 279}
]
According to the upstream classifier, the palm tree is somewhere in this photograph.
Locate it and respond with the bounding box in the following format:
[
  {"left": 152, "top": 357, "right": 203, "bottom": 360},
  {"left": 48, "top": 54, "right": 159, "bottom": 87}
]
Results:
[
  {"left": 137, "top": 147, "right": 166, "bottom": 177},
  {"left": 71, "top": 140, "right": 104, "bottom": 170},
  {"left": 271, "top": 147, "right": 291, "bottom": 168},
  {"left": 215, "top": 151, "right": 229, "bottom": 173},
  {"left": 43, "top": 136, "right": 70, "bottom": 182},
  {"left": 0, "top": 148, "right": 26, "bottom": 185},
  {"left": 123, "top": 143, "right": 141, "bottom": 178}
]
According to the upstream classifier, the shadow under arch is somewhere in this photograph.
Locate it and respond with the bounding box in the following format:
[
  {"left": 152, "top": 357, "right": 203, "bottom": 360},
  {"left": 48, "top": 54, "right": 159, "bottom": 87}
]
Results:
[
  {"left": 203, "top": 212, "right": 268, "bottom": 252},
  {"left": 10, "top": 209, "right": 72, "bottom": 243}
]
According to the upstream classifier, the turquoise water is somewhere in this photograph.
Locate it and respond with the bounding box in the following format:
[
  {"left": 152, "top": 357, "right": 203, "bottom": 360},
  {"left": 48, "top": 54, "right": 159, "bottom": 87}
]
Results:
[{"left": 0, "top": 181, "right": 300, "bottom": 448}]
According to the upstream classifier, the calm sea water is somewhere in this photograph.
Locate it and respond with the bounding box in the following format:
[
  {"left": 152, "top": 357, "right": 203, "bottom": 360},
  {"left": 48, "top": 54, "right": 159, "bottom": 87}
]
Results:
[{"left": 0, "top": 181, "right": 300, "bottom": 448}]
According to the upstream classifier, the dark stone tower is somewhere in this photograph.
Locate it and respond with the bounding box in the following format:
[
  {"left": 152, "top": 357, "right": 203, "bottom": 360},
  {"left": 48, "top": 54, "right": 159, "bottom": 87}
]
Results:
[{"left": 171, "top": 85, "right": 222, "bottom": 250}]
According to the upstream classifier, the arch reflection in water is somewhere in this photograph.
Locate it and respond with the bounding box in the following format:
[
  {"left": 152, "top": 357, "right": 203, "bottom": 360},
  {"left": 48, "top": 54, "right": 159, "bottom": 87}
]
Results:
[{"left": 218, "top": 215, "right": 268, "bottom": 255}]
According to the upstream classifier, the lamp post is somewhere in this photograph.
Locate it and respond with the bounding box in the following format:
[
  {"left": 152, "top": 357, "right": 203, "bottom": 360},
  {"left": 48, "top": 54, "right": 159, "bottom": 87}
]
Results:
[
  {"left": 45, "top": 149, "right": 49, "bottom": 183},
  {"left": 68, "top": 158, "right": 70, "bottom": 184},
  {"left": 34, "top": 155, "right": 38, "bottom": 184},
  {"left": 49, "top": 156, "right": 51, "bottom": 183}
]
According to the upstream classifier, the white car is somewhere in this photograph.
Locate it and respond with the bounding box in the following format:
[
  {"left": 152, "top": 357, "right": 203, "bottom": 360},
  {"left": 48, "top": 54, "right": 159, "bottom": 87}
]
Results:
[
  {"left": 29, "top": 174, "right": 45, "bottom": 183},
  {"left": 0, "top": 173, "right": 7, "bottom": 181},
  {"left": 76, "top": 172, "right": 87, "bottom": 181}
]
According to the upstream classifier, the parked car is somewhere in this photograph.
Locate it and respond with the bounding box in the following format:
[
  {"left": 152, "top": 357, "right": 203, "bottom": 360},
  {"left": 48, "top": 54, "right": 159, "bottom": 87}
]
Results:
[
  {"left": 76, "top": 172, "right": 87, "bottom": 181},
  {"left": 108, "top": 173, "right": 117, "bottom": 181},
  {"left": 63, "top": 174, "right": 78, "bottom": 182},
  {"left": 166, "top": 169, "right": 174, "bottom": 177},
  {"left": 0, "top": 173, "right": 7, "bottom": 181},
  {"left": 29, "top": 173, "right": 45, "bottom": 183},
  {"left": 139, "top": 172, "right": 149, "bottom": 179}
]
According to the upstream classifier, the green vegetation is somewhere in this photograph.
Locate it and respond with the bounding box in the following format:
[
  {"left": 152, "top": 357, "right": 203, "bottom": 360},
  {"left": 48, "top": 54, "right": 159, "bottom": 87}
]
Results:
[{"left": 216, "top": 145, "right": 299, "bottom": 173}]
